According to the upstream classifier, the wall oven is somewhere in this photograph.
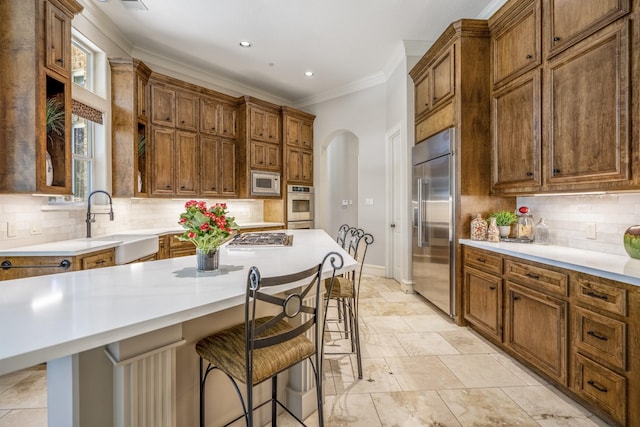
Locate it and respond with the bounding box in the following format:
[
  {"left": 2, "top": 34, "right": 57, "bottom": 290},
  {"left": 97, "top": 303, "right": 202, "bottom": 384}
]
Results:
[{"left": 287, "top": 185, "right": 314, "bottom": 228}]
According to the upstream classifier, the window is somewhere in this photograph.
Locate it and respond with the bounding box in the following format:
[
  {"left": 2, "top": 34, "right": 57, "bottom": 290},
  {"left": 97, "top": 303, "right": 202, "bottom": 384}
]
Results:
[
  {"left": 71, "top": 40, "right": 93, "bottom": 91},
  {"left": 72, "top": 114, "right": 93, "bottom": 200}
]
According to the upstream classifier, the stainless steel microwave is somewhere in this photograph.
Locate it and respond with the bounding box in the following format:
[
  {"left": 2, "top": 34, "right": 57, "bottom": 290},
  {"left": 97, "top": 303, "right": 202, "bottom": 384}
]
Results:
[{"left": 251, "top": 171, "right": 281, "bottom": 196}]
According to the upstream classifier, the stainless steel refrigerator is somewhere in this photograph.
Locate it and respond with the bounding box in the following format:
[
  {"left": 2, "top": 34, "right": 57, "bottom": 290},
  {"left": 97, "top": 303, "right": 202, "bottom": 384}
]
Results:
[{"left": 411, "top": 128, "right": 455, "bottom": 317}]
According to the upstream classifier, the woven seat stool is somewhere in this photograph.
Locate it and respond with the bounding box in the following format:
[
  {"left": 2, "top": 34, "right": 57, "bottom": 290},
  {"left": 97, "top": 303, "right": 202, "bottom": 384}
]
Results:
[{"left": 196, "top": 251, "right": 343, "bottom": 427}]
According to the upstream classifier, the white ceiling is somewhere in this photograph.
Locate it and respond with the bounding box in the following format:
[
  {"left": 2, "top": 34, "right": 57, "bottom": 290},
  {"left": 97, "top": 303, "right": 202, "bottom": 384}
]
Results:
[{"left": 88, "top": 0, "right": 505, "bottom": 105}]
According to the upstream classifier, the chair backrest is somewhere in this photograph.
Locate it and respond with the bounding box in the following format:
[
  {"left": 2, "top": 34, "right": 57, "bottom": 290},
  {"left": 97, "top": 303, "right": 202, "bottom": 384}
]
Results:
[
  {"left": 243, "top": 251, "right": 344, "bottom": 376},
  {"left": 336, "top": 224, "right": 350, "bottom": 248},
  {"left": 352, "top": 232, "right": 374, "bottom": 288}
]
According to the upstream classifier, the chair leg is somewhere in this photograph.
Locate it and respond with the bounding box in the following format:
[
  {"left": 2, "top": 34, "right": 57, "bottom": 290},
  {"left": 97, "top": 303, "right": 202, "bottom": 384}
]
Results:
[
  {"left": 314, "top": 357, "right": 325, "bottom": 427},
  {"left": 246, "top": 379, "right": 253, "bottom": 427},
  {"left": 199, "top": 358, "right": 205, "bottom": 427},
  {"left": 341, "top": 298, "right": 350, "bottom": 339},
  {"left": 272, "top": 375, "right": 277, "bottom": 427},
  {"left": 348, "top": 298, "right": 363, "bottom": 379}
]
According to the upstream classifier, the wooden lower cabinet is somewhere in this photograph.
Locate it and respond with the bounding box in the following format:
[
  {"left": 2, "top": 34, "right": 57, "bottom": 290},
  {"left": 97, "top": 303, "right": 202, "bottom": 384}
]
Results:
[
  {"left": 462, "top": 245, "right": 638, "bottom": 426},
  {"left": 166, "top": 233, "right": 196, "bottom": 258},
  {"left": 79, "top": 249, "right": 116, "bottom": 270},
  {"left": 504, "top": 280, "right": 567, "bottom": 384}
]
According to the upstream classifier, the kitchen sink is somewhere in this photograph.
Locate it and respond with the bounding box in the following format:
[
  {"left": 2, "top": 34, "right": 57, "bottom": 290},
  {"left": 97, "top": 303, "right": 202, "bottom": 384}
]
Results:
[{"left": 91, "top": 234, "right": 159, "bottom": 265}]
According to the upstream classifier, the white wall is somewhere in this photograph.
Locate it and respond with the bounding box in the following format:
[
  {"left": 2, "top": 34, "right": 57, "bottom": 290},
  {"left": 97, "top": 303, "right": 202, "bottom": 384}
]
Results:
[
  {"left": 307, "top": 86, "right": 388, "bottom": 269},
  {"left": 327, "top": 132, "right": 359, "bottom": 235}
]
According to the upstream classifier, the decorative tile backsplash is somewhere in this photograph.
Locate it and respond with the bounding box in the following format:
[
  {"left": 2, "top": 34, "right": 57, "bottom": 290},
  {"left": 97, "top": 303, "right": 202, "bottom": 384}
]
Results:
[
  {"left": 518, "top": 193, "right": 640, "bottom": 256},
  {"left": 0, "top": 195, "right": 263, "bottom": 250}
]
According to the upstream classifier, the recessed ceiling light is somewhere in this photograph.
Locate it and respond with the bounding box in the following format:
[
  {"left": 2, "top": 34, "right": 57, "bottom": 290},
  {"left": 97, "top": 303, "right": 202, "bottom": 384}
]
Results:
[
  {"left": 304, "top": 71, "right": 314, "bottom": 77},
  {"left": 239, "top": 41, "right": 252, "bottom": 48},
  {"left": 96, "top": 0, "right": 109, "bottom": 2}
]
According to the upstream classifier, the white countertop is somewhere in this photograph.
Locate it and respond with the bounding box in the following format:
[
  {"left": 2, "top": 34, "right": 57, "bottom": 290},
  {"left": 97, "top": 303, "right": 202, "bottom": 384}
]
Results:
[
  {"left": 459, "top": 239, "right": 640, "bottom": 287},
  {"left": 0, "top": 230, "right": 354, "bottom": 375},
  {"left": 0, "top": 223, "right": 285, "bottom": 257}
]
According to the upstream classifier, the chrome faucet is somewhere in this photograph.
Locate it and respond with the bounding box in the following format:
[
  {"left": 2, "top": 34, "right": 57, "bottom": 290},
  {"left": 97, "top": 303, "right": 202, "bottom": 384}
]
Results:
[{"left": 86, "top": 190, "right": 114, "bottom": 238}]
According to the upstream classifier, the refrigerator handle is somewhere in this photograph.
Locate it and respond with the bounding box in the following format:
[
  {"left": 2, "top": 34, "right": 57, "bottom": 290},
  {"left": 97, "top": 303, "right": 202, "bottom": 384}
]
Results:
[{"left": 417, "top": 178, "right": 423, "bottom": 247}]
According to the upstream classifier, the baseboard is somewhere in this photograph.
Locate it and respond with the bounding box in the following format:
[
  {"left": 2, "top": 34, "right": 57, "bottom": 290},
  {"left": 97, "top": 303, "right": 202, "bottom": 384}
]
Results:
[{"left": 361, "top": 263, "right": 384, "bottom": 277}]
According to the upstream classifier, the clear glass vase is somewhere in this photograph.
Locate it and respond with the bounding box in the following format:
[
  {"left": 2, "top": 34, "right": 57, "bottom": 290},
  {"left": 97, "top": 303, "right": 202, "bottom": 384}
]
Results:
[{"left": 196, "top": 248, "right": 220, "bottom": 271}]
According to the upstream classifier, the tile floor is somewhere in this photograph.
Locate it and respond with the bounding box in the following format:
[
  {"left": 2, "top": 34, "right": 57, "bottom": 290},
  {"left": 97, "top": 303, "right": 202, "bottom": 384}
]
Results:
[{"left": 0, "top": 275, "right": 611, "bottom": 426}]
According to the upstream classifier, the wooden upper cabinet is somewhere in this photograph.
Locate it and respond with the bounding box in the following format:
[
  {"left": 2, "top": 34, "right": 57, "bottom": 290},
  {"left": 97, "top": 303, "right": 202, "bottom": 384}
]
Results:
[
  {"left": 220, "top": 140, "right": 236, "bottom": 195},
  {"left": 300, "top": 120, "right": 313, "bottom": 149},
  {"left": 150, "top": 126, "right": 175, "bottom": 195},
  {"left": 175, "top": 91, "right": 199, "bottom": 131},
  {"left": 250, "top": 107, "right": 280, "bottom": 143},
  {"left": 200, "top": 136, "right": 220, "bottom": 196},
  {"left": 136, "top": 73, "right": 148, "bottom": 119},
  {"left": 175, "top": 131, "right": 198, "bottom": 196},
  {"left": 545, "top": 0, "right": 630, "bottom": 57},
  {"left": 45, "top": 1, "right": 71, "bottom": 75},
  {"left": 492, "top": 69, "right": 541, "bottom": 192},
  {"left": 151, "top": 86, "right": 175, "bottom": 127},
  {"left": 251, "top": 141, "right": 280, "bottom": 171},
  {"left": 430, "top": 45, "right": 455, "bottom": 109},
  {"left": 200, "top": 97, "right": 219, "bottom": 135},
  {"left": 285, "top": 116, "right": 301, "bottom": 146},
  {"left": 414, "top": 70, "right": 431, "bottom": 117},
  {"left": 491, "top": 0, "right": 541, "bottom": 87},
  {"left": 219, "top": 103, "right": 237, "bottom": 138},
  {"left": 545, "top": 21, "right": 629, "bottom": 187}
]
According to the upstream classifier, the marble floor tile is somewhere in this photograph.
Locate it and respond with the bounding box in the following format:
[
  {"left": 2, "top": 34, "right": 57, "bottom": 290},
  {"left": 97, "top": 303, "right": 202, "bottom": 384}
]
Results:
[
  {"left": 0, "top": 370, "right": 46, "bottom": 410},
  {"left": 358, "top": 333, "right": 410, "bottom": 358},
  {"left": 395, "top": 332, "right": 460, "bottom": 356},
  {"left": 438, "top": 388, "right": 539, "bottom": 427},
  {"left": 404, "top": 314, "right": 461, "bottom": 332},
  {"left": 438, "top": 329, "right": 496, "bottom": 354},
  {"left": 371, "top": 390, "right": 461, "bottom": 427},
  {"left": 369, "top": 302, "right": 417, "bottom": 316},
  {"left": 0, "top": 408, "right": 47, "bottom": 427},
  {"left": 385, "top": 355, "right": 466, "bottom": 391},
  {"left": 330, "top": 357, "right": 402, "bottom": 395},
  {"left": 490, "top": 352, "right": 549, "bottom": 386},
  {"left": 406, "top": 301, "right": 440, "bottom": 315},
  {"left": 361, "top": 315, "right": 413, "bottom": 334},
  {"left": 438, "top": 354, "right": 528, "bottom": 388},
  {"left": 377, "top": 291, "right": 424, "bottom": 303}
]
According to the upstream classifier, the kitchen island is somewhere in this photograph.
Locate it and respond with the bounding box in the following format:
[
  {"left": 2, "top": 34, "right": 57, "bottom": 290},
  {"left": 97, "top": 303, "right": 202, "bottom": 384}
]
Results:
[{"left": 0, "top": 229, "right": 355, "bottom": 427}]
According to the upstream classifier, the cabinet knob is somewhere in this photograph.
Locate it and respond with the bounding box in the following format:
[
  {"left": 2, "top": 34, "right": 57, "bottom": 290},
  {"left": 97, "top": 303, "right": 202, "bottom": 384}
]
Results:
[
  {"left": 553, "top": 168, "right": 560, "bottom": 175},
  {"left": 513, "top": 295, "right": 521, "bottom": 301},
  {"left": 432, "top": 97, "right": 438, "bottom": 102},
  {"left": 223, "top": 188, "right": 227, "bottom": 191},
  {"left": 181, "top": 120, "right": 185, "bottom": 124},
  {"left": 212, "top": 127, "right": 216, "bottom": 131},
  {"left": 165, "top": 185, "right": 171, "bottom": 189},
  {"left": 553, "top": 36, "right": 561, "bottom": 42},
  {"left": 181, "top": 186, "right": 185, "bottom": 189},
  {"left": 489, "top": 286, "right": 496, "bottom": 290},
  {"left": 166, "top": 117, "right": 170, "bottom": 120},
  {"left": 211, "top": 187, "right": 216, "bottom": 191},
  {"left": 56, "top": 58, "right": 63, "bottom": 63},
  {"left": 526, "top": 172, "right": 534, "bottom": 177},
  {"left": 223, "top": 130, "right": 227, "bottom": 133},
  {"left": 525, "top": 54, "right": 533, "bottom": 59}
]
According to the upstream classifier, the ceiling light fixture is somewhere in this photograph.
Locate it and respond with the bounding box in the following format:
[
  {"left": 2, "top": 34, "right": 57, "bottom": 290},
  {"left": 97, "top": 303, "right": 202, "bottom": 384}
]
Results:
[
  {"left": 304, "top": 71, "right": 314, "bottom": 77},
  {"left": 239, "top": 41, "right": 252, "bottom": 48}
]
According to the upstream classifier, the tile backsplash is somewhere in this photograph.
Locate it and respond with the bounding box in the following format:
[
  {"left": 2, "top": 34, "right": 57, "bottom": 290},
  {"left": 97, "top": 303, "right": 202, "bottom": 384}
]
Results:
[
  {"left": 0, "top": 195, "right": 264, "bottom": 250},
  {"left": 518, "top": 193, "right": 640, "bottom": 256}
]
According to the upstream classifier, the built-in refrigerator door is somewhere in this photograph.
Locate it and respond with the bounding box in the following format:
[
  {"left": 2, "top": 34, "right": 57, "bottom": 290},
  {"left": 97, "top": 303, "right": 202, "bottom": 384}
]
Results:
[{"left": 412, "top": 151, "right": 453, "bottom": 316}]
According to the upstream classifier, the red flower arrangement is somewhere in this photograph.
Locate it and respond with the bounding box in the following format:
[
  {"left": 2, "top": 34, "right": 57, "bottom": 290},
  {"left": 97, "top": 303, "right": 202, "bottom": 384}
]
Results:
[{"left": 176, "top": 200, "right": 238, "bottom": 252}]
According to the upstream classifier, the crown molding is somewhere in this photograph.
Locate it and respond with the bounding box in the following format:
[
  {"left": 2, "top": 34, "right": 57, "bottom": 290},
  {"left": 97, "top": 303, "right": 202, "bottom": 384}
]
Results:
[
  {"left": 477, "top": 0, "right": 508, "bottom": 19},
  {"left": 294, "top": 72, "right": 386, "bottom": 108},
  {"left": 74, "top": 0, "right": 133, "bottom": 54}
]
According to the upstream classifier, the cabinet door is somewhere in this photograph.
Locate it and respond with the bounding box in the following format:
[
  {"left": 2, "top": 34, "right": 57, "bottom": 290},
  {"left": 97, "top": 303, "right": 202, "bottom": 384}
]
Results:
[
  {"left": 136, "top": 73, "right": 148, "bottom": 119},
  {"left": 505, "top": 281, "right": 567, "bottom": 384},
  {"left": 219, "top": 104, "right": 237, "bottom": 138},
  {"left": 492, "top": 0, "right": 541, "bottom": 86},
  {"left": 492, "top": 70, "right": 541, "bottom": 192},
  {"left": 464, "top": 267, "right": 502, "bottom": 340},
  {"left": 151, "top": 86, "right": 176, "bottom": 127},
  {"left": 250, "top": 108, "right": 267, "bottom": 140},
  {"left": 431, "top": 45, "right": 455, "bottom": 109},
  {"left": 414, "top": 71, "right": 431, "bottom": 117},
  {"left": 150, "top": 127, "right": 175, "bottom": 195},
  {"left": 265, "top": 112, "right": 280, "bottom": 143},
  {"left": 80, "top": 249, "right": 116, "bottom": 270},
  {"left": 285, "top": 116, "right": 301, "bottom": 146},
  {"left": 220, "top": 140, "right": 236, "bottom": 196},
  {"left": 300, "top": 150, "right": 313, "bottom": 183},
  {"left": 545, "top": 23, "right": 629, "bottom": 187},
  {"left": 175, "top": 131, "right": 198, "bottom": 196},
  {"left": 286, "top": 147, "right": 302, "bottom": 181},
  {"left": 300, "top": 120, "right": 313, "bottom": 149},
  {"left": 176, "top": 92, "right": 199, "bottom": 131},
  {"left": 200, "top": 136, "right": 220, "bottom": 197},
  {"left": 200, "top": 98, "right": 219, "bottom": 135},
  {"left": 546, "top": 0, "right": 630, "bottom": 57},
  {"left": 45, "top": 1, "right": 71, "bottom": 74},
  {"left": 251, "top": 141, "right": 280, "bottom": 171}
]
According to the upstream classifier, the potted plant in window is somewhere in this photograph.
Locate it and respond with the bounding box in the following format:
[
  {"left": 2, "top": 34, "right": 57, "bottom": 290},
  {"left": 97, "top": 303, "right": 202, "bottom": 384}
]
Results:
[
  {"left": 45, "top": 97, "right": 65, "bottom": 186},
  {"left": 490, "top": 210, "right": 518, "bottom": 238}
]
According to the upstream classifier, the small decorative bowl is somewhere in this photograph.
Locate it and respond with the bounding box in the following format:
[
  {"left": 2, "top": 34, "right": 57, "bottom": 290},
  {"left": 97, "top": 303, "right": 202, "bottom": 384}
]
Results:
[{"left": 623, "top": 225, "right": 640, "bottom": 259}]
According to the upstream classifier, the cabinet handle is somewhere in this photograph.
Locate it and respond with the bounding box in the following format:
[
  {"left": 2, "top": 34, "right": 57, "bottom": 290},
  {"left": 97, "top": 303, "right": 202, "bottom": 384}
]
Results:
[
  {"left": 526, "top": 172, "right": 533, "bottom": 177},
  {"left": 553, "top": 168, "right": 560, "bottom": 175},
  {"left": 165, "top": 185, "right": 171, "bottom": 189},
  {"left": 142, "top": 109, "right": 146, "bottom": 114},
  {"left": 587, "top": 380, "right": 608, "bottom": 393},
  {"left": 223, "top": 130, "right": 227, "bottom": 133},
  {"left": 586, "top": 290, "right": 609, "bottom": 301},
  {"left": 181, "top": 186, "right": 185, "bottom": 189},
  {"left": 432, "top": 97, "right": 438, "bottom": 102},
  {"left": 476, "top": 257, "right": 486, "bottom": 263},
  {"left": 489, "top": 286, "right": 496, "bottom": 290},
  {"left": 513, "top": 295, "right": 521, "bottom": 301},
  {"left": 424, "top": 103, "right": 429, "bottom": 106},
  {"left": 525, "top": 272, "right": 540, "bottom": 280},
  {"left": 587, "top": 330, "right": 608, "bottom": 341},
  {"left": 181, "top": 120, "right": 185, "bottom": 124},
  {"left": 525, "top": 54, "right": 533, "bottom": 59},
  {"left": 96, "top": 259, "right": 105, "bottom": 265},
  {"left": 553, "top": 36, "right": 561, "bottom": 42},
  {"left": 166, "top": 117, "right": 170, "bottom": 120},
  {"left": 223, "top": 188, "right": 227, "bottom": 191},
  {"left": 211, "top": 187, "right": 216, "bottom": 191},
  {"left": 56, "top": 58, "right": 64, "bottom": 64}
]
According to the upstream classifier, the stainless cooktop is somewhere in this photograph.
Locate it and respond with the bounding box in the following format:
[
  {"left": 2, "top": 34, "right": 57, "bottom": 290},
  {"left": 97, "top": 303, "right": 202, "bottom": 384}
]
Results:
[{"left": 228, "top": 232, "right": 293, "bottom": 247}]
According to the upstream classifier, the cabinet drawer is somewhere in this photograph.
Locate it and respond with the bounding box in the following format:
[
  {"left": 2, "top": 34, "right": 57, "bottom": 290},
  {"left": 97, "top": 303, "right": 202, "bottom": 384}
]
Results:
[
  {"left": 573, "top": 353, "right": 626, "bottom": 425},
  {"left": 464, "top": 247, "right": 502, "bottom": 275},
  {"left": 81, "top": 249, "right": 115, "bottom": 270},
  {"left": 573, "top": 274, "right": 626, "bottom": 316},
  {"left": 573, "top": 306, "right": 626, "bottom": 370},
  {"left": 505, "top": 259, "right": 568, "bottom": 296}
]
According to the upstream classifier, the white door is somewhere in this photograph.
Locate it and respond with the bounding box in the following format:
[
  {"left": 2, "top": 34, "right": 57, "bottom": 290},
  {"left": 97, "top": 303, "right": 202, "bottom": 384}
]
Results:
[{"left": 387, "top": 126, "right": 404, "bottom": 282}]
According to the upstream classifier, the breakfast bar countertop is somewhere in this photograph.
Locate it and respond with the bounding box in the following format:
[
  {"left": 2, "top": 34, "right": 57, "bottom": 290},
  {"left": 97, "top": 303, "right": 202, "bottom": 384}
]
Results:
[
  {"left": 460, "top": 238, "right": 640, "bottom": 287},
  {"left": 0, "top": 229, "right": 355, "bottom": 376}
]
